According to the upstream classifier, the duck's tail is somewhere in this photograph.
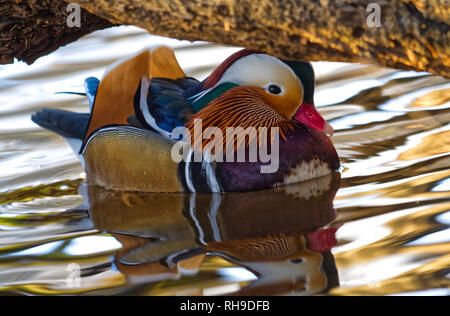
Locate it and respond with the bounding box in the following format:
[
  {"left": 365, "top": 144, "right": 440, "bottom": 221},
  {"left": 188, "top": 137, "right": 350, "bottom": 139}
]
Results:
[
  {"left": 31, "top": 109, "right": 90, "bottom": 140},
  {"left": 31, "top": 109, "right": 90, "bottom": 158},
  {"left": 31, "top": 77, "right": 100, "bottom": 157}
]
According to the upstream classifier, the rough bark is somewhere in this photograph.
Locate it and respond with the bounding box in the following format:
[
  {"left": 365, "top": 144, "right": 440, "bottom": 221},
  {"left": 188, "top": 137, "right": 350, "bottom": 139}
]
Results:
[
  {"left": 0, "top": 0, "right": 113, "bottom": 64},
  {"left": 1, "top": 0, "right": 449, "bottom": 78}
]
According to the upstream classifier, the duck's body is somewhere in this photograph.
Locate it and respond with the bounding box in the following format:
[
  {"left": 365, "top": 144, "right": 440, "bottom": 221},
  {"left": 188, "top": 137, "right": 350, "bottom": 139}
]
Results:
[{"left": 32, "top": 46, "right": 339, "bottom": 193}]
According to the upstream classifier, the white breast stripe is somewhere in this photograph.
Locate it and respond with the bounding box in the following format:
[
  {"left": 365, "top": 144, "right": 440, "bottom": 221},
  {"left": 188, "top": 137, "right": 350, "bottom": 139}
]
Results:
[
  {"left": 202, "top": 153, "right": 221, "bottom": 193},
  {"left": 185, "top": 148, "right": 196, "bottom": 193}
]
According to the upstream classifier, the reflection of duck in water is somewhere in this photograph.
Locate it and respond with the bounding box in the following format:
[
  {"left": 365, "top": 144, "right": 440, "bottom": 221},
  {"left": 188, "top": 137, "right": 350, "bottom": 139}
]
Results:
[{"left": 88, "top": 173, "right": 341, "bottom": 296}]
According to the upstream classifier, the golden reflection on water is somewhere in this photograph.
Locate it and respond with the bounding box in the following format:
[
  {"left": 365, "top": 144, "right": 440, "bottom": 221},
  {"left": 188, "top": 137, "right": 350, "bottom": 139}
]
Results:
[
  {"left": 409, "top": 88, "right": 450, "bottom": 109},
  {"left": 0, "top": 26, "right": 448, "bottom": 296},
  {"left": 399, "top": 130, "right": 450, "bottom": 160}
]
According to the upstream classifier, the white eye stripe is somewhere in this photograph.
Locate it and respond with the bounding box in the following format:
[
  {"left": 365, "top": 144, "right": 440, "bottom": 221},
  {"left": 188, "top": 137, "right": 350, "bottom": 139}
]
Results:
[{"left": 212, "top": 53, "right": 303, "bottom": 101}]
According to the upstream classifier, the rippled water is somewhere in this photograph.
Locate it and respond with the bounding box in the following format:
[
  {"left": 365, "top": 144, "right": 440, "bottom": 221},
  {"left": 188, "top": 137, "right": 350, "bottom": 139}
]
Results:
[{"left": 0, "top": 26, "right": 449, "bottom": 296}]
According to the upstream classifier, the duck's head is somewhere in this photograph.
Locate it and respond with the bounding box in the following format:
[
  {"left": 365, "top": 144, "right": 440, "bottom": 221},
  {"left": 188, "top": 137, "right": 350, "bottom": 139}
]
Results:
[{"left": 189, "top": 49, "right": 333, "bottom": 137}]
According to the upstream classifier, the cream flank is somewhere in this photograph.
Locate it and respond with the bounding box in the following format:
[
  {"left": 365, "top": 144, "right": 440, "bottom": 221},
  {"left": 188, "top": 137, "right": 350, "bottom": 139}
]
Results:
[{"left": 283, "top": 158, "right": 331, "bottom": 186}]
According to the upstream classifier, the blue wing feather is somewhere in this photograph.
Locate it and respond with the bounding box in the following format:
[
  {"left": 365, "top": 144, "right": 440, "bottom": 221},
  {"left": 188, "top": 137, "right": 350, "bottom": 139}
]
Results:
[
  {"left": 146, "top": 77, "right": 199, "bottom": 132},
  {"left": 84, "top": 77, "right": 100, "bottom": 111}
]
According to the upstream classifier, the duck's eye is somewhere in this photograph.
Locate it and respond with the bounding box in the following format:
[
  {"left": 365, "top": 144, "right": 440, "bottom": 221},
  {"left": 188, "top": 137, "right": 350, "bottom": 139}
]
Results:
[{"left": 267, "top": 84, "right": 282, "bottom": 95}]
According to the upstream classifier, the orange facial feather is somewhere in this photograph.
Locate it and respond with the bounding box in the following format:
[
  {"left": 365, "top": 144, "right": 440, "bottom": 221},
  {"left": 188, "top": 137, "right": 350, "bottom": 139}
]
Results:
[{"left": 185, "top": 86, "right": 295, "bottom": 153}]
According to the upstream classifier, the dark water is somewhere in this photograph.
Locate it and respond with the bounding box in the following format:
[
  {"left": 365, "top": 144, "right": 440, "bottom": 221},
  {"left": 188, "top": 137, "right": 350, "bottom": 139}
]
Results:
[{"left": 0, "top": 27, "right": 449, "bottom": 296}]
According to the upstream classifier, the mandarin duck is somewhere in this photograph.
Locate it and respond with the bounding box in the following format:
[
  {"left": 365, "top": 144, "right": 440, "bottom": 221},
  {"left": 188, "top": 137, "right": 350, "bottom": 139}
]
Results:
[{"left": 32, "top": 46, "right": 339, "bottom": 193}]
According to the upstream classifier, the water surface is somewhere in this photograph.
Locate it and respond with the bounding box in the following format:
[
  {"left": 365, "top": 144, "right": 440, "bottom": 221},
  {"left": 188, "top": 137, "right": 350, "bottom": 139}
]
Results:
[{"left": 0, "top": 26, "right": 449, "bottom": 296}]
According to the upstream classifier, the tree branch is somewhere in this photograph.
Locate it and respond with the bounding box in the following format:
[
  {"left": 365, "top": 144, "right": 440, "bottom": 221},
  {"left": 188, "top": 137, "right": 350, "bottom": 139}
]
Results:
[
  {"left": 1, "top": 0, "right": 449, "bottom": 78},
  {"left": 0, "top": 0, "right": 113, "bottom": 64}
]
